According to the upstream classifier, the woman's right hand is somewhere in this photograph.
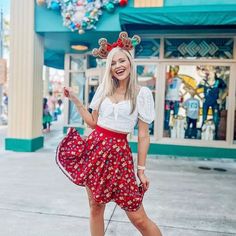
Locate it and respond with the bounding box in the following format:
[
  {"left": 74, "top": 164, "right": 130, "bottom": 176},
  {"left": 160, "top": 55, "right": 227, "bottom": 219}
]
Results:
[
  {"left": 137, "top": 171, "right": 150, "bottom": 192},
  {"left": 63, "top": 87, "right": 79, "bottom": 104}
]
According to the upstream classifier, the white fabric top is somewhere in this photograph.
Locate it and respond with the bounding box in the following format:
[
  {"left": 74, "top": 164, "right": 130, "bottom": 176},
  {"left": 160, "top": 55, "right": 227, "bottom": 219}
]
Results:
[{"left": 89, "top": 86, "right": 155, "bottom": 133}]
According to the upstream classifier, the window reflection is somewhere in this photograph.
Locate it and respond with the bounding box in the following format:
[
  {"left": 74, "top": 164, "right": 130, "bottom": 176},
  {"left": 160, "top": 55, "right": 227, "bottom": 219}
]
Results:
[
  {"left": 164, "top": 65, "right": 229, "bottom": 141},
  {"left": 70, "top": 56, "right": 85, "bottom": 71},
  {"left": 68, "top": 72, "right": 85, "bottom": 125},
  {"left": 134, "top": 64, "right": 157, "bottom": 136}
]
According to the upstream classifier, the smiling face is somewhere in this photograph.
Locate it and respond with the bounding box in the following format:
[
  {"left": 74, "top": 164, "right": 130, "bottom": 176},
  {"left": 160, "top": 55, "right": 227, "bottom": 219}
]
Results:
[{"left": 110, "top": 50, "right": 131, "bottom": 82}]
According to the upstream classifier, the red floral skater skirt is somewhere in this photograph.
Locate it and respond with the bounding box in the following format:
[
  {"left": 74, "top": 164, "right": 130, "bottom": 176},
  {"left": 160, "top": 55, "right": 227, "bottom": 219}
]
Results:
[{"left": 56, "top": 125, "right": 145, "bottom": 211}]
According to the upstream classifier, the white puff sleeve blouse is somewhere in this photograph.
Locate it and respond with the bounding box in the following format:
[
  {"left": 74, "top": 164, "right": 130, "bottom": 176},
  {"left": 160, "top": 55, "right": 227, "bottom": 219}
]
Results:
[
  {"left": 89, "top": 86, "right": 155, "bottom": 133},
  {"left": 137, "top": 87, "right": 155, "bottom": 124}
]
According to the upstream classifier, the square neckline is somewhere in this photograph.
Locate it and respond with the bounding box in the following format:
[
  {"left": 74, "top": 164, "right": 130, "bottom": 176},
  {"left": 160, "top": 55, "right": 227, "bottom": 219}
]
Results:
[
  {"left": 105, "top": 86, "right": 142, "bottom": 105},
  {"left": 106, "top": 97, "right": 130, "bottom": 105}
]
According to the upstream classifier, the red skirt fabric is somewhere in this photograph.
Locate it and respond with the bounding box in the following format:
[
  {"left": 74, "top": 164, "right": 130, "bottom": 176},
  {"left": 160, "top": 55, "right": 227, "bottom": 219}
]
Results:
[{"left": 56, "top": 125, "right": 145, "bottom": 211}]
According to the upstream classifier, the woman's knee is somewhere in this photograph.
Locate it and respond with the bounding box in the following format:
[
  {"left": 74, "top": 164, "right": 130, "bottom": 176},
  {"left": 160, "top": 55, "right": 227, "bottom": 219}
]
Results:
[
  {"left": 89, "top": 199, "right": 105, "bottom": 216},
  {"left": 127, "top": 207, "right": 149, "bottom": 231},
  {"left": 86, "top": 187, "right": 105, "bottom": 216},
  {"left": 131, "top": 215, "right": 149, "bottom": 231}
]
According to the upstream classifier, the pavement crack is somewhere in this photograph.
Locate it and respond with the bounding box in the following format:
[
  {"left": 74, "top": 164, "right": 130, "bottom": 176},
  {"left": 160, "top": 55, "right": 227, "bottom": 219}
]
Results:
[
  {"left": 0, "top": 207, "right": 89, "bottom": 220},
  {"left": 159, "top": 224, "right": 236, "bottom": 235},
  {"left": 104, "top": 204, "right": 117, "bottom": 234},
  {"left": 105, "top": 218, "right": 236, "bottom": 235}
]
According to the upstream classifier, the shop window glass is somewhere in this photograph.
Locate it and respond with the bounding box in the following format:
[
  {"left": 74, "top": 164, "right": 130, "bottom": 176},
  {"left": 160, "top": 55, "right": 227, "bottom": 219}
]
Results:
[
  {"left": 164, "top": 38, "right": 233, "bottom": 59},
  {"left": 70, "top": 56, "right": 85, "bottom": 71},
  {"left": 87, "top": 77, "right": 99, "bottom": 113},
  {"left": 135, "top": 39, "right": 160, "bottom": 58},
  {"left": 68, "top": 72, "right": 85, "bottom": 125},
  {"left": 163, "top": 65, "right": 229, "bottom": 141},
  {"left": 134, "top": 64, "right": 157, "bottom": 136}
]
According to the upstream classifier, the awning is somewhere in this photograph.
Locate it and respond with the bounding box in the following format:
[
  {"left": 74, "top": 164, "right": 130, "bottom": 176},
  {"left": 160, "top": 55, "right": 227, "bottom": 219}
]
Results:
[
  {"left": 120, "top": 5, "right": 236, "bottom": 30},
  {"left": 44, "top": 50, "right": 65, "bottom": 70}
]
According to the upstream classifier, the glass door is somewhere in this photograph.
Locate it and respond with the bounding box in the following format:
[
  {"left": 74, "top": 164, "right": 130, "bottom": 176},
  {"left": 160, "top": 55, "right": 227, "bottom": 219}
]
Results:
[{"left": 66, "top": 55, "right": 86, "bottom": 126}]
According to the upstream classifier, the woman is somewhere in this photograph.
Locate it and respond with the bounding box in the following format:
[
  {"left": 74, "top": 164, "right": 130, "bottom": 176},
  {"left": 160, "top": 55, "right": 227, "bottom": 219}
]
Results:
[{"left": 57, "top": 37, "right": 162, "bottom": 236}]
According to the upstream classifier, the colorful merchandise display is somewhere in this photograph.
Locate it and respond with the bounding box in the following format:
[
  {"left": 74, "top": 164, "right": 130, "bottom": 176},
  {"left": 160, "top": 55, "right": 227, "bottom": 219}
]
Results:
[
  {"left": 37, "top": 0, "right": 128, "bottom": 33},
  {"left": 163, "top": 65, "right": 229, "bottom": 141}
]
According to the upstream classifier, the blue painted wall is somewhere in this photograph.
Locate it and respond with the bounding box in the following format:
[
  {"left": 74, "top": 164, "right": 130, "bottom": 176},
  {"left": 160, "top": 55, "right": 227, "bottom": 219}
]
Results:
[
  {"left": 35, "top": 1, "right": 134, "bottom": 33},
  {"left": 35, "top": 5, "right": 69, "bottom": 32},
  {"left": 35, "top": 0, "right": 236, "bottom": 33},
  {"left": 165, "top": 0, "right": 236, "bottom": 6},
  {"left": 35, "top": 0, "right": 236, "bottom": 69}
]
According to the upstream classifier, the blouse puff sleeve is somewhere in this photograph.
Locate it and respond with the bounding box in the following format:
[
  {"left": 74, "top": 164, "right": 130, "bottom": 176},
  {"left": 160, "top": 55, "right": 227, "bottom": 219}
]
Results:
[
  {"left": 137, "top": 87, "right": 155, "bottom": 124},
  {"left": 89, "top": 84, "right": 103, "bottom": 111}
]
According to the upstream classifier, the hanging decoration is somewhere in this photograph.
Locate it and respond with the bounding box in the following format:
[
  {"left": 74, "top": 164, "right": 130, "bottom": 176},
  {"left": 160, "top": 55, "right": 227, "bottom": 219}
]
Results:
[
  {"left": 38, "top": 0, "right": 128, "bottom": 34},
  {"left": 119, "top": 0, "right": 128, "bottom": 6}
]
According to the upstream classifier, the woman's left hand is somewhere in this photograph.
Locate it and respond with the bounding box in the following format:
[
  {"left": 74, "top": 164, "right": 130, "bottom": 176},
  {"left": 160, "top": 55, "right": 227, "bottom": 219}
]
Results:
[{"left": 137, "top": 171, "right": 150, "bottom": 191}]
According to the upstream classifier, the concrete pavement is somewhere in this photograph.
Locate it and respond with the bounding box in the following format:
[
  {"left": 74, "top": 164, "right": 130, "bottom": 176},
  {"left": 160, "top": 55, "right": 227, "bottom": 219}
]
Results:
[{"left": 0, "top": 122, "right": 236, "bottom": 236}]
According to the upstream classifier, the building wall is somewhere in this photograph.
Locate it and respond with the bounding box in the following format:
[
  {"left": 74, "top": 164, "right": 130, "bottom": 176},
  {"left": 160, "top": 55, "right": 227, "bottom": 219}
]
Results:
[
  {"left": 35, "top": 0, "right": 236, "bottom": 33},
  {"left": 35, "top": 1, "right": 135, "bottom": 33}
]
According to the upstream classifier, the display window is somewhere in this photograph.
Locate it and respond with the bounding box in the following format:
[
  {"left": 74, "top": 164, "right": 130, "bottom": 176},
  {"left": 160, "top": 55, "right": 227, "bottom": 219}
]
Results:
[
  {"left": 85, "top": 76, "right": 99, "bottom": 113},
  {"left": 134, "top": 64, "right": 157, "bottom": 136},
  {"left": 70, "top": 56, "right": 85, "bottom": 71},
  {"left": 163, "top": 65, "right": 229, "bottom": 141}
]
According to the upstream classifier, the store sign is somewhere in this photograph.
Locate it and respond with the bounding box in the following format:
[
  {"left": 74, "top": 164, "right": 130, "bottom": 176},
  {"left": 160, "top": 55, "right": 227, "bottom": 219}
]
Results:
[
  {"left": 134, "top": 0, "right": 163, "bottom": 7},
  {"left": 0, "top": 59, "right": 7, "bottom": 85}
]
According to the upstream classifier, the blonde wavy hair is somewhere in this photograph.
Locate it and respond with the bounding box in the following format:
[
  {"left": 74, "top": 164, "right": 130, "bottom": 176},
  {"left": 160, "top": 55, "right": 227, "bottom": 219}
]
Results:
[{"left": 99, "top": 47, "right": 138, "bottom": 114}]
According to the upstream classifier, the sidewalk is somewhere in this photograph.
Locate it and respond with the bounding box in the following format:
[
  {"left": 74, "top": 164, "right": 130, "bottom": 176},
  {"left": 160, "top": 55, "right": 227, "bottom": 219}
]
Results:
[{"left": 0, "top": 120, "right": 236, "bottom": 236}]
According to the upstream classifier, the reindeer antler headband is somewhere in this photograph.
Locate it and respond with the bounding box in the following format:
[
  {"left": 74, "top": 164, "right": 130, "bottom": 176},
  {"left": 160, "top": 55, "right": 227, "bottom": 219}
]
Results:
[{"left": 92, "top": 32, "right": 141, "bottom": 59}]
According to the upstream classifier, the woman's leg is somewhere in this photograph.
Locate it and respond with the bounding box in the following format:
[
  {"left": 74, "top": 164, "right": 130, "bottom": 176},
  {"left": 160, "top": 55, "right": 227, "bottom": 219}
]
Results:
[
  {"left": 125, "top": 204, "right": 162, "bottom": 236},
  {"left": 86, "top": 187, "right": 106, "bottom": 236}
]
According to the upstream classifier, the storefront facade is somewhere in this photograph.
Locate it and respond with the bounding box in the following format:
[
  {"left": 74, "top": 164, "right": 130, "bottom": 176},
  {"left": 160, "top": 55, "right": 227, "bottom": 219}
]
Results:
[
  {"left": 63, "top": 36, "right": 236, "bottom": 158},
  {"left": 131, "top": 36, "right": 236, "bottom": 158},
  {"left": 5, "top": 0, "right": 236, "bottom": 158}
]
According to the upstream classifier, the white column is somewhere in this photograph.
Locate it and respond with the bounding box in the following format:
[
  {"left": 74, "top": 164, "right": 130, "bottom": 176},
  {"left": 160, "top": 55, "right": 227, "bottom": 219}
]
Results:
[
  {"left": 6, "top": 0, "right": 44, "bottom": 151},
  {"left": 43, "top": 66, "right": 50, "bottom": 98}
]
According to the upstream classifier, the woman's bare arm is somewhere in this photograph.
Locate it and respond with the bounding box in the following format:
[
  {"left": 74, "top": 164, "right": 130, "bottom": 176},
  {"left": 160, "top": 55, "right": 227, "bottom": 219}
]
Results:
[
  {"left": 137, "top": 119, "right": 150, "bottom": 191},
  {"left": 64, "top": 87, "right": 98, "bottom": 129}
]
